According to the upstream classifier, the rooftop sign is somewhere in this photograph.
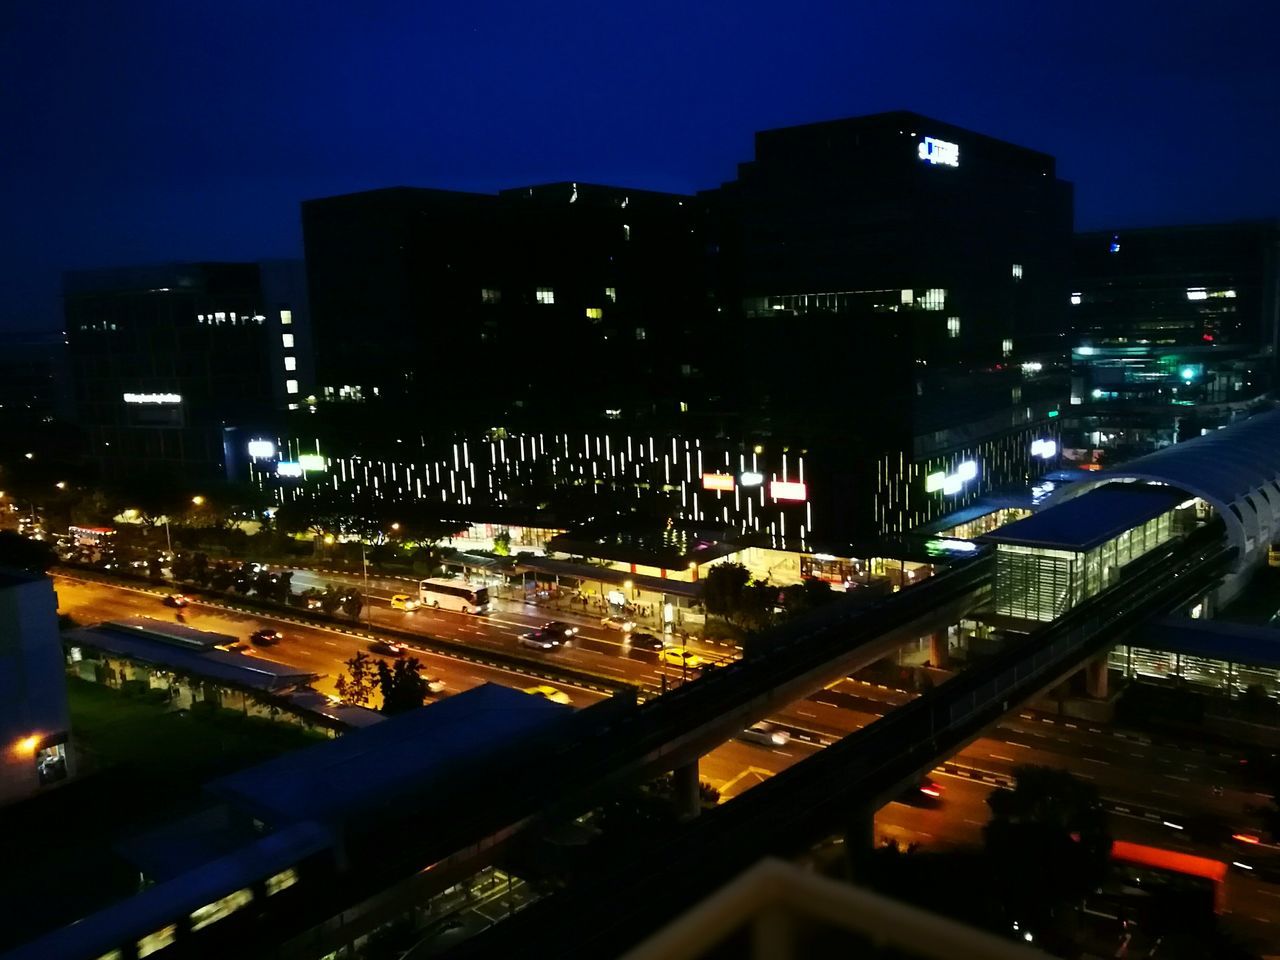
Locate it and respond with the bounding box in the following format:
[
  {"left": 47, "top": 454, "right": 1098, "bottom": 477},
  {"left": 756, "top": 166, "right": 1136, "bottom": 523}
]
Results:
[{"left": 917, "top": 136, "right": 959, "bottom": 168}]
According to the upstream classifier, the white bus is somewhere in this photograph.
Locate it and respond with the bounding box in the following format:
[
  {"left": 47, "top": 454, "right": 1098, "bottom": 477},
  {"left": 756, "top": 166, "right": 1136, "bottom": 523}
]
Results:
[{"left": 418, "top": 578, "right": 491, "bottom": 614}]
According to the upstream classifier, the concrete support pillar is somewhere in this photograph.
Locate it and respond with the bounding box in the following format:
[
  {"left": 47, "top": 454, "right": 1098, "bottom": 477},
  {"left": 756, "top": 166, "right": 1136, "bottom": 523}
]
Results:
[
  {"left": 844, "top": 802, "right": 876, "bottom": 877},
  {"left": 673, "top": 759, "right": 701, "bottom": 821},
  {"left": 1085, "top": 656, "right": 1109, "bottom": 700},
  {"left": 928, "top": 630, "right": 950, "bottom": 669}
]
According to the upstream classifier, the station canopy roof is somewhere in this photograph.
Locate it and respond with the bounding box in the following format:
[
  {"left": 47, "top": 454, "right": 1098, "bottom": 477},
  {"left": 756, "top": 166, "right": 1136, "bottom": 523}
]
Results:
[{"left": 979, "top": 483, "right": 1187, "bottom": 553}]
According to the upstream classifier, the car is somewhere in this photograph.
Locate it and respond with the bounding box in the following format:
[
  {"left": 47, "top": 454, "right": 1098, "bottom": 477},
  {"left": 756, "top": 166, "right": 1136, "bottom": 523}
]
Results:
[
  {"left": 390, "top": 594, "right": 420, "bottom": 612},
  {"left": 250, "top": 628, "right": 283, "bottom": 646},
  {"left": 523, "top": 684, "right": 571, "bottom": 705},
  {"left": 162, "top": 594, "right": 189, "bottom": 608},
  {"left": 898, "top": 778, "right": 945, "bottom": 805},
  {"left": 216, "top": 640, "right": 249, "bottom": 653},
  {"left": 519, "top": 630, "right": 560, "bottom": 651},
  {"left": 540, "top": 621, "right": 578, "bottom": 641},
  {"left": 304, "top": 596, "right": 323, "bottom": 611},
  {"left": 737, "top": 721, "right": 791, "bottom": 747},
  {"left": 601, "top": 615, "right": 635, "bottom": 632},
  {"left": 426, "top": 677, "right": 446, "bottom": 695},
  {"left": 660, "top": 647, "right": 706, "bottom": 670},
  {"left": 627, "top": 632, "right": 666, "bottom": 651},
  {"left": 369, "top": 639, "right": 405, "bottom": 657}
]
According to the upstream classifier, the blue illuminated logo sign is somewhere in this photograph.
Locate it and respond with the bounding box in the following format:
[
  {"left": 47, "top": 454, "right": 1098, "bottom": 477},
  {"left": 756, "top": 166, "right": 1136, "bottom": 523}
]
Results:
[{"left": 917, "top": 137, "right": 959, "bottom": 168}]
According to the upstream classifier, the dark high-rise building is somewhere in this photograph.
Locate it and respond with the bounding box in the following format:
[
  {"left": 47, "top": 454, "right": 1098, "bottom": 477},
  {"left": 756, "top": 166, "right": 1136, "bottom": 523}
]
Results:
[
  {"left": 702, "top": 111, "right": 1074, "bottom": 535},
  {"left": 1064, "top": 222, "right": 1280, "bottom": 462},
  {"left": 64, "top": 262, "right": 310, "bottom": 483},
  {"left": 288, "top": 112, "right": 1072, "bottom": 540},
  {"left": 302, "top": 183, "right": 703, "bottom": 422}
]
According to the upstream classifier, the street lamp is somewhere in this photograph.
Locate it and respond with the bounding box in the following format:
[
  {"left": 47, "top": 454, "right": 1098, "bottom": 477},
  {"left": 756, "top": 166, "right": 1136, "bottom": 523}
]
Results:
[
  {"left": 55, "top": 481, "right": 66, "bottom": 491},
  {"left": 390, "top": 522, "right": 400, "bottom": 532},
  {"left": 191, "top": 495, "right": 205, "bottom": 506}
]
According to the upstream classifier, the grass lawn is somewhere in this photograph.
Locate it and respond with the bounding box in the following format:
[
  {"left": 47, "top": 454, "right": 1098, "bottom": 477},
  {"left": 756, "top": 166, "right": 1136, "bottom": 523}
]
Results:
[{"left": 0, "top": 679, "right": 324, "bottom": 951}]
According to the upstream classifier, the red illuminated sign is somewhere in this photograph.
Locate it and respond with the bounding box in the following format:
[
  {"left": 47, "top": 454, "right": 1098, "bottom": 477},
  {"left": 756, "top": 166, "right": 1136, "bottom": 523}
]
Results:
[
  {"left": 701, "top": 473, "right": 735, "bottom": 492},
  {"left": 769, "top": 480, "right": 807, "bottom": 501}
]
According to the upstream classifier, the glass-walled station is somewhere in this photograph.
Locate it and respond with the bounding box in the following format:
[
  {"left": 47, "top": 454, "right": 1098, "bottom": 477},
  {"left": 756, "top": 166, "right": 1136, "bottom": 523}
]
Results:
[{"left": 983, "top": 484, "right": 1202, "bottom": 623}]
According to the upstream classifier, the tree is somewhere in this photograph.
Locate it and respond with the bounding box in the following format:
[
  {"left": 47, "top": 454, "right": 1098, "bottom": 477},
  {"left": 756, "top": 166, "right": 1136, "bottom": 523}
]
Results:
[
  {"left": 0, "top": 531, "right": 56, "bottom": 573},
  {"left": 374, "top": 656, "right": 431, "bottom": 715},
  {"left": 493, "top": 530, "right": 512, "bottom": 557},
  {"left": 703, "top": 562, "right": 750, "bottom": 619},
  {"left": 171, "top": 552, "right": 195, "bottom": 582},
  {"left": 985, "top": 766, "right": 1112, "bottom": 931},
  {"left": 341, "top": 589, "right": 363, "bottom": 622},
  {"left": 334, "top": 651, "right": 376, "bottom": 706}
]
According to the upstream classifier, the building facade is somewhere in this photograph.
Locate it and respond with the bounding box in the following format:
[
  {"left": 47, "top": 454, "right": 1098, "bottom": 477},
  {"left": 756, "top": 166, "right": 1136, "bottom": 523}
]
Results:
[
  {"left": 64, "top": 262, "right": 311, "bottom": 483},
  {"left": 0, "top": 570, "right": 71, "bottom": 805},
  {"left": 1065, "top": 221, "right": 1280, "bottom": 462}
]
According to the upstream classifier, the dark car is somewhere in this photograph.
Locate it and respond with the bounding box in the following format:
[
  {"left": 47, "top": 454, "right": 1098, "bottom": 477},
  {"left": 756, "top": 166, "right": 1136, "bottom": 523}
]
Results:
[
  {"left": 369, "top": 639, "right": 405, "bottom": 657},
  {"left": 897, "top": 777, "right": 944, "bottom": 806},
  {"left": 627, "top": 632, "right": 665, "bottom": 651},
  {"left": 162, "top": 594, "right": 189, "bottom": 608},
  {"left": 540, "top": 621, "right": 579, "bottom": 642},
  {"left": 250, "top": 628, "right": 283, "bottom": 646}
]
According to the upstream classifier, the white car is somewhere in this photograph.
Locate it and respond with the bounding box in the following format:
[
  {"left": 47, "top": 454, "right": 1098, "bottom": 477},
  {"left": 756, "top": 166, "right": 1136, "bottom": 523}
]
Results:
[
  {"left": 601, "top": 615, "right": 635, "bottom": 632},
  {"left": 737, "top": 722, "right": 790, "bottom": 747},
  {"left": 519, "top": 630, "right": 560, "bottom": 651}
]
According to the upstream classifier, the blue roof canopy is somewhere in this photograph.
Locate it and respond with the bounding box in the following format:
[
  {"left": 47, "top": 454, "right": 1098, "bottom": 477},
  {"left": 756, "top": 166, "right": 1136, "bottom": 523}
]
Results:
[{"left": 980, "top": 483, "right": 1186, "bottom": 552}]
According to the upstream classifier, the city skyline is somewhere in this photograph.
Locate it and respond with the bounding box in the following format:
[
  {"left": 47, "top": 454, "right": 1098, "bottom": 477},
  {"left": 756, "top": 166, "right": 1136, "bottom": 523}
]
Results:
[{"left": 3, "top": 0, "right": 1279, "bottom": 332}]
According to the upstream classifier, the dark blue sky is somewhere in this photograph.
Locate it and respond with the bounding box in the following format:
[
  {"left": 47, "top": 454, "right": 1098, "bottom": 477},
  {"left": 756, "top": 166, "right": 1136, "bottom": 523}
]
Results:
[{"left": 2, "top": 0, "right": 1277, "bottom": 332}]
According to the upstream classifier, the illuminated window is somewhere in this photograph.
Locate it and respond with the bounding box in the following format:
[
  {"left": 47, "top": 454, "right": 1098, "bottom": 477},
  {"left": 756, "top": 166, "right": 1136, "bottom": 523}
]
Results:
[
  {"left": 605, "top": 287, "right": 617, "bottom": 303},
  {"left": 137, "top": 924, "right": 177, "bottom": 957},
  {"left": 635, "top": 327, "right": 646, "bottom": 341},
  {"left": 1002, "top": 338, "right": 1013, "bottom": 357},
  {"left": 1070, "top": 292, "right": 1082, "bottom": 305},
  {"left": 1011, "top": 263, "right": 1023, "bottom": 280},
  {"left": 481, "top": 288, "right": 501, "bottom": 304},
  {"left": 280, "top": 309, "right": 293, "bottom": 325},
  {"left": 585, "top": 307, "right": 603, "bottom": 319},
  {"left": 900, "top": 289, "right": 914, "bottom": 305},
  {"left": 190, "top": 888, "right": 253, "bottom": 931},
  {"left": 679, "top": 401, "right": 688, "bottom": 413},
  {"left": 623, "top": 224, "right": 631, "bottom": 241},
  {"left": 281, "top": 333, "right": 294, "bottom": 349},
  {"left": 266, "top": 868, "right": 299, "bottom": 896},
  {"left": 536, "top": 288, "right": 555, "bottom": 305},
  {"left": 288, "top": 402, "right": 299, "bottom": 410},
  {"left": 215, "top": 312, "right": 226, "bottom": 323},
  {"left": 94, "top": 951, "right": 123, "bottom": 960},
  {"left": 284, "top": 356, "right": 297, "bottom": 371},
  {"left": 1186, "top": 287, "right": 1208, "bottom": 301},
  {"left": 919, "top": 289, "right": 947, "bottom": 311},
  {"left": 946, "top": 316, "right": 961, "bottom": 338},
  {"left": 286, "top": 379, "right": 299, "bottom": 395}
]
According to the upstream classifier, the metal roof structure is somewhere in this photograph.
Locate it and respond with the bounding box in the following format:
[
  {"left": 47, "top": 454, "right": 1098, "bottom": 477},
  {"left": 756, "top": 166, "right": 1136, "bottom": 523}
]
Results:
[
  {"left": 1048, "top": 406, "right": 1280, "bottom": 567},
  {"left": 67, "top": 618, "right": 319, "bottom": 692},
  {"left": 979, "top": 484, "right": 1186, "bottom": 552},
  {"left": 207, "top": 683, "right": 571, "bottom": 828}
]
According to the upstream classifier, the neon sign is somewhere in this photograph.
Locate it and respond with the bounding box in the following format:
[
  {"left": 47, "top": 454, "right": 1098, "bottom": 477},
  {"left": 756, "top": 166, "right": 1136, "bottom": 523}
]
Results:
[
  {"left": 298, "top": 454, "right": 326, "bottom": 472},
  {"left": 917, "top": 136, "right": 959, "bottom": 167},
  {"left": 247, "top": 440, "right": 276, "bottom": 459},
  {"left": 122, "top": 392, "right": 181, "bottom": 404},
  {"left": 701, "top": 473, "right": 735, "bottom": 492},
  {"left": 1030, "top": 439, "right": 1057, "bottom": 459},
  {"left": 739, "top": 471, "right": 764, "bottom": 487},
  {"left": 276, "top": 461, "right": 303, "bottom": 478},
  {"left": 769, "top": 480, "right": 807, "bottom": 501}
]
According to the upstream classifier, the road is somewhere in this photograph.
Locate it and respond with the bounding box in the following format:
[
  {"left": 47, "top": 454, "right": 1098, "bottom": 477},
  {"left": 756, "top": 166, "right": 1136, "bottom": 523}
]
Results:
[
  {"left": 58, "top": 570, "right": 736, "bottom": 696},
  {"left": 55, "top": 572, "right": 1280, "bottom": 940},
  {"left": 55, "top": 576, "right": 609, "bottom": 709}
]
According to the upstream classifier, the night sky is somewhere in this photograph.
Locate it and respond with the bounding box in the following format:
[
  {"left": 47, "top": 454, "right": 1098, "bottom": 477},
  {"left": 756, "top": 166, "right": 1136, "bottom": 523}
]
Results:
[{"left": 3, "top": 0, "right": 1277, "bottom": 332}]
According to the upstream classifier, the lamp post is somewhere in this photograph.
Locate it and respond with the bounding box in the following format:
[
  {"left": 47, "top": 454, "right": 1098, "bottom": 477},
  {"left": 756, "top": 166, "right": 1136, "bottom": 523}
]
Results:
[{"left": 361, "top": 540, "right": 373, "bottom": 632}]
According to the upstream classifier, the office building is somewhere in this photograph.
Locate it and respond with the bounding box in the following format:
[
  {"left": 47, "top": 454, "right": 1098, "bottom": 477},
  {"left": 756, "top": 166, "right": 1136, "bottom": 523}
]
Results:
[
  {"left": 0, "top": 570, "right": 71, "bottom": 805},
  {"left": 302, "top": 182, "right": 703, "bottom": 422},
  {"left": 1065, "top": 221, "right": 1280, "bottom": 463},
  {"left": 0, "top": 331, "right": 72, "bottom": 427},
  {"left": 64, "top": 262, "right": 311, "bottom": 483},
  {"left": 290, "top": 111, "right": 1072, "bottom": 540}
]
